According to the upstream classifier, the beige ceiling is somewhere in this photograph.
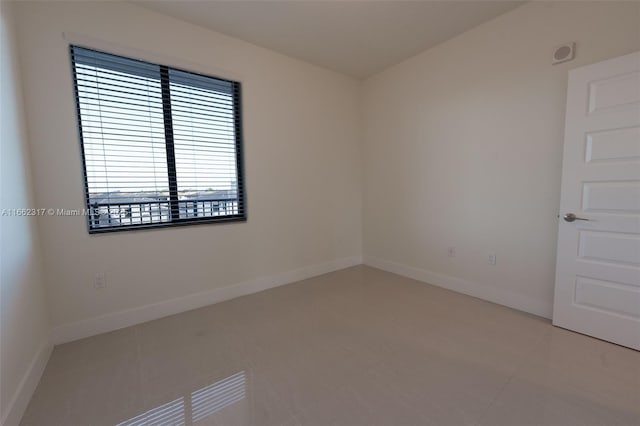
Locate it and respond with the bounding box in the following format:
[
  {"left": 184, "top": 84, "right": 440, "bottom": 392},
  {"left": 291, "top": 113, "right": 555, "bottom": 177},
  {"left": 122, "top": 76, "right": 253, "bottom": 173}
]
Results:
[{"left": 134, "top": 1, "right": 525, "bottom": 79}]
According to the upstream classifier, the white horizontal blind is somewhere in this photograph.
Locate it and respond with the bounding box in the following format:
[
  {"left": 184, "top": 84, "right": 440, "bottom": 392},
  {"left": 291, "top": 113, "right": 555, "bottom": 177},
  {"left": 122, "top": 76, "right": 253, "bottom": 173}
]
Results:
[
  {"left": 169, "top": 69, "right": 240, "bottom": 219},
  {"left": 71, "top": 46, "right": 245, "bottom": 232}
]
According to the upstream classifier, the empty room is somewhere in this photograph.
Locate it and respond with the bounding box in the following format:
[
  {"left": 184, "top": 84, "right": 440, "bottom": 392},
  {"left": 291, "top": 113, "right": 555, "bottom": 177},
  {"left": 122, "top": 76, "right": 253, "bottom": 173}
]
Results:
[{"left": 1, "top": 1, "right": 639, "bottom": 425}]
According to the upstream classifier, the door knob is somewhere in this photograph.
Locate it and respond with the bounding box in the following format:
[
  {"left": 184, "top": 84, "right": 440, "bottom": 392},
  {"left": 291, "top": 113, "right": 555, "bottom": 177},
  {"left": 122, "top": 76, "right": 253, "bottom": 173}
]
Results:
[{"left": 563, "top": 213, "right": 590, "bottom": 222}]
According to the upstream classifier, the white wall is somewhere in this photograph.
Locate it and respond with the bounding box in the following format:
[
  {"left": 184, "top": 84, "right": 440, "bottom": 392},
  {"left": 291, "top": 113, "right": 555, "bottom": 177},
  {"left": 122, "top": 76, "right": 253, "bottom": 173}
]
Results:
[
  {"left": 362, "top": 1, "right": 640, "bottom": 318},
  {"left": 0, "top": 3, "right": 52, "bottom": 425},
  {"left": 12, "top": 1, "right": 362, "bottom": 339},
  {"left": 10, "top": 0, "right": 639, "bottom": 347}
]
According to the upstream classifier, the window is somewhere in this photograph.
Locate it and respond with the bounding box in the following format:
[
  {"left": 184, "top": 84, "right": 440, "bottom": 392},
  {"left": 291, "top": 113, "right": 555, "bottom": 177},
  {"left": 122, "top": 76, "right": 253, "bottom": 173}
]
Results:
[{"left": 70, "top": 45, "right": 246, "bottom": 233}]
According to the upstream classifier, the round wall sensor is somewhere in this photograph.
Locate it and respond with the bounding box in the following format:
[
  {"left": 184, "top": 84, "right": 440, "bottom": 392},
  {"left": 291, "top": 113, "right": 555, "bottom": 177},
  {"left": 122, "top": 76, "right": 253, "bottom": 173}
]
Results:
[{"left": 553, "top": 43, "right": 575, "bottom": 65}]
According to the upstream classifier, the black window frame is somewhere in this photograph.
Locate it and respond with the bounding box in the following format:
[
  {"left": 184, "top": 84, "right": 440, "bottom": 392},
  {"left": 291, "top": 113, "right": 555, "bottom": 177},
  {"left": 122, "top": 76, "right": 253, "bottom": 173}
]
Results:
[{"left": 70, "top": 45, "right": 246, "bottom": 234}]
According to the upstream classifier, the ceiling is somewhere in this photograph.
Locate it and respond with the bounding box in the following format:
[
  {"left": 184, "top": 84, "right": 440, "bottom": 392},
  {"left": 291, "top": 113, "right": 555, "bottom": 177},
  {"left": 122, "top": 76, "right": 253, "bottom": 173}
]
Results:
[{"left": 134, "top": 1, "right": 525, "bottom": 79}]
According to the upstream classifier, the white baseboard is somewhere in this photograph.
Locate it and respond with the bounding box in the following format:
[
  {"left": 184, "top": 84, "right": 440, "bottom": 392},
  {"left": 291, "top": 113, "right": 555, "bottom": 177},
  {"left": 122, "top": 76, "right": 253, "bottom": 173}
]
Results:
[
  {"left": 52, "top": 256, "right": 363, "bottom": 345},
  {"left": 1, "top": 339, "right": 53, "bottom": 426},
  {"left": 363, "top": 255, "right": 552, "bottom": 319}
]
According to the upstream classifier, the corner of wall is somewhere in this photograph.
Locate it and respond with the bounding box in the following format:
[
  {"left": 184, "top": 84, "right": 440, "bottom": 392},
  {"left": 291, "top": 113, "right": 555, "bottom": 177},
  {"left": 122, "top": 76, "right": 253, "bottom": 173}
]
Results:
[
  {"left": 1, "top": 339, "right": 53, "bottom": 426},
  {"left": 1, "top": 2, "right": 52, "bottom": 424}
]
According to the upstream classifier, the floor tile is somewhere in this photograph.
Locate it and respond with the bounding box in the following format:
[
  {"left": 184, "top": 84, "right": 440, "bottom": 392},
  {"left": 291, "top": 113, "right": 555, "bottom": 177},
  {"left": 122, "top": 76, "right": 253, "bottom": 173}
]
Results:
[{"left": 20, "top": 266, "right": 640, "bottom": 426}]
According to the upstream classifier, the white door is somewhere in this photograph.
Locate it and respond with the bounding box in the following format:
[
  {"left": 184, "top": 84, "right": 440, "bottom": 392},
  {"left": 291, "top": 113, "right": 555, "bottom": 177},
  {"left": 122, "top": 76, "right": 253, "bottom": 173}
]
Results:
[{"left": 553, "top": 51, "right": 640, "bottom": 350}]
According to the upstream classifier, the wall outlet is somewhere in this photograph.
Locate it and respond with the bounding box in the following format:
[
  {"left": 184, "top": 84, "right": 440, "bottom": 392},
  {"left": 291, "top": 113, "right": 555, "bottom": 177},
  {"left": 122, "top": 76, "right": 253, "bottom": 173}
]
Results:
[
  {"left": 447, "top": 247, "right": 456, "bottom": 257},
  {"left": 487, "top": 251, "right": 496, "bottom": 265},
  {"left": 94, "top": 272, "right": 106, "bottom": 289}
]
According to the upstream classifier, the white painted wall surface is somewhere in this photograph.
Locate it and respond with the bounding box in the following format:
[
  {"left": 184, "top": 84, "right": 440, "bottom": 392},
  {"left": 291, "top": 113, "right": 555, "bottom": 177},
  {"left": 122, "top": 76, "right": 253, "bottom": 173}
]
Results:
[
  {"left": 12, "top": 1, "right": 362, "bottom": 332},
  {"left": 7, "top": 1, "right": 640, "bottom": 423},
  {"left": 10, "top": 0, "right": 640, "bottom": 346},
  {"left": 0, "top": 3, "right": 51, "bottom": 424},
  {"left": 362, "top": 1, "right": 640, "bottom": 318}
]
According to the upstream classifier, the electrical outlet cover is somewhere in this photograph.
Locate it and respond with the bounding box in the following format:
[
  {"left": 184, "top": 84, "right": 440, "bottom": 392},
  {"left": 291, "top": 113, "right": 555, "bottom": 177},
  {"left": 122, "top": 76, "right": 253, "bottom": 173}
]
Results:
[{"left": 94, "top": 272, "right": 106, "bottom": 288}]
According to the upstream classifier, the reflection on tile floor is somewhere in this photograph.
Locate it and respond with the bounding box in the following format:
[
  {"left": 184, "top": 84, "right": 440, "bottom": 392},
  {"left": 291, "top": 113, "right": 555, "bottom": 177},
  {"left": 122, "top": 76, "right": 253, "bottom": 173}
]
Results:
[{"left": 21, "top": 266, "right": 640, "bottom": 425}]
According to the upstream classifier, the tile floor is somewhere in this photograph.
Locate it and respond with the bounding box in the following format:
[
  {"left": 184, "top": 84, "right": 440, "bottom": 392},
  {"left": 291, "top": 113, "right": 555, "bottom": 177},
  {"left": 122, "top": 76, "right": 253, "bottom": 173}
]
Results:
[{"left": 21, "top": 266, "right": 640, "bottom": 425}]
